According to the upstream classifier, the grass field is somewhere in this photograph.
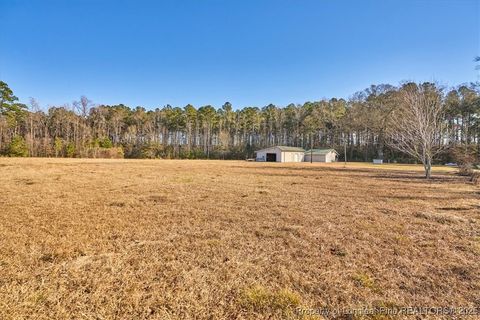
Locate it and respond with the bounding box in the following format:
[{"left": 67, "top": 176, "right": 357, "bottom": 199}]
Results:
[{"left": 1, "top": 158, "right": 479, "bottom": 319}]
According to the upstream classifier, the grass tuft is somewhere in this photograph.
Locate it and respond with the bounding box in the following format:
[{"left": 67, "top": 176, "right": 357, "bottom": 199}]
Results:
[
  {"left": 352, "top": 273, "right": 376, "bottom": 290},
  {"left": 240, "top": 285, "right": 301, "bottom": 313}
]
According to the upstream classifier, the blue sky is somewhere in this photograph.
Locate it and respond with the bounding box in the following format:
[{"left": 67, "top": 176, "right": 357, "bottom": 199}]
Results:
[{"left": 0, "top": 0, "right": 478, "bottom": 109}]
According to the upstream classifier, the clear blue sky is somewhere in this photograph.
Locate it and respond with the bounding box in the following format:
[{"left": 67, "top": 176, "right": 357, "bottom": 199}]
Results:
[{"left": 0, "top": 0, "right": 478, "bottom": 109}]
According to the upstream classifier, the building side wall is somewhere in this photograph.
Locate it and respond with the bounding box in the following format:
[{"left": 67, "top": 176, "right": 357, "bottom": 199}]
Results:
[
  {"left": 276, "top": 149, "right": 283, "bottom": 162},
  {"left": 256, "top": 151, "right": 267, "bottom": 161},
  {"left": 282, "top": 152, "right": 304, "bottom": 162},
  {"left": 326, "top": 152, "right": 337, "bottom": 162},
  {"left": 304, "top": 154, "right": 325, "bottom": 162},
  {"left": 304, "top": 151, "right": 337, "bottom": 162},
  {"left": 298, "top": 153, "right": 305, "bottom": 162},
  {"left": 256, "top": 147, "right": 282, "bottom": 162}
]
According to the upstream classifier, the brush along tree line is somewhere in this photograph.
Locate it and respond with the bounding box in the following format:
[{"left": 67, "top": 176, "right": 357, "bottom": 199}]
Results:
[{"left": 0, "top": 80, "right": 479, "bottom": 177}]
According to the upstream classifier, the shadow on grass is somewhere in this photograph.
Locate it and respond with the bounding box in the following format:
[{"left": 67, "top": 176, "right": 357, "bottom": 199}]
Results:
[{"left": 234, "top": 164, "right": 466, "bottom": 185}]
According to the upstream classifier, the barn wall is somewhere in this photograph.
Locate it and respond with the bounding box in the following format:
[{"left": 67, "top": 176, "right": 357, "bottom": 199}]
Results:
[
  {"left": 256, "top": 147, "right": 282, "bottom": 162},
  {"left": 274, "top": 149, "right": 282, "bottom": 162},
  {"left": 304, "top": 151, "right": 338, "bottom": 162},
  {"left": 282, "top": 152, "right": 304, "bottom": 162},
  {"left": 304, "top": 154, "right": 326, "bottom": 162},
  {"left": 326, "top": 152, "right": 337, "bottom": 162},
  {"left": 255, "top": 150, "right": 267, "bottom": 161}
]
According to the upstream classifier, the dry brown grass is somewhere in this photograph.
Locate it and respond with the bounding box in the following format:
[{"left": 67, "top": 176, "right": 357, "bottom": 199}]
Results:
[{"left": 0, "top": 158, "right": 478, "bottom": 319}]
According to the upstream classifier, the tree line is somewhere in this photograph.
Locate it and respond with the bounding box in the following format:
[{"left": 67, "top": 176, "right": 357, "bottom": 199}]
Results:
[{"left": 0, "top": 80, "right": 479, "bottom": 166}]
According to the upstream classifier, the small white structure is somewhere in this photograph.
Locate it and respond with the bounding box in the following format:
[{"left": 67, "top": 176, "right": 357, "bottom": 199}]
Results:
[
  {"left": 304, "top": 149, "right": 338, "bottom": 163},
  {"left": 373, "top": 159, "right": 383, "bottom": 164},
  {"left": 255, "top": 146, "right": 305, "bottom": 162}
]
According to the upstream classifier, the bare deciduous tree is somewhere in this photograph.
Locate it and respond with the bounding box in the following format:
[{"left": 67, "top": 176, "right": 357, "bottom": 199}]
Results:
[
  {"left": 73, "top": 96, "right": 92, "bottom": 118},
  {"left": 387, "top": 83, "right": 448, "bottom": 179}
]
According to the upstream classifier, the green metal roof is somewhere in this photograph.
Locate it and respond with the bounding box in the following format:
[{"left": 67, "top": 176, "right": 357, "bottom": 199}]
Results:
[{"left": 304, "top": 148, "right": 338, "bottom": 155}]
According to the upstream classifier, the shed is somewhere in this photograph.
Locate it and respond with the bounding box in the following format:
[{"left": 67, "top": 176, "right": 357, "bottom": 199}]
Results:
[
  {"left": 255, "top": 146, "right": 305, "bottom": 162},
  {"left": 304, "top": 149, "right": 338, "bottom": 163}
]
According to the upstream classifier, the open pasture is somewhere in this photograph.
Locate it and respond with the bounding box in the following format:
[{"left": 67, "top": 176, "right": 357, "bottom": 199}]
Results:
[{"left": 0, "top": 159, "right": 478, "bottom": 319}]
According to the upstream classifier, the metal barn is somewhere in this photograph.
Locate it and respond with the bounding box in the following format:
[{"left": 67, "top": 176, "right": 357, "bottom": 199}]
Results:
[
  {"left": 255, "top": 146, "right": 305, "bottom": 162},
  {"left": 304, "top": 149, "right": 338, "bottom": 163}
]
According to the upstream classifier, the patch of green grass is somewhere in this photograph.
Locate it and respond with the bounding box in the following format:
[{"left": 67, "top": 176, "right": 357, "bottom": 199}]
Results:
[
  {"left": 241, "top": 285, "right": 271, "bottom": 310},
  {"left": 393, "top": 234, "right": 411, "bottom": 245},
  {"left": 240, "top": 285, "right": 301, "bottom": 313},
  {"left": 29, "top": 291, "right": 48, "bottom": 305},
  {"left": 205, "top": 238, "right": 222, "bottom": 247},
  {"left": 353, "top": 273, "right": 374, "bottom": 288},
  {"left": 352, "top": 273, "right": 378, "bottom": 291}
]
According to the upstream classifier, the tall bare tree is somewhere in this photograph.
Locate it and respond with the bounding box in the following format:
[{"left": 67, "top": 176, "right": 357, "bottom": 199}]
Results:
[{"left": 387, "top": 83, "right": 448, "bottom": 178}]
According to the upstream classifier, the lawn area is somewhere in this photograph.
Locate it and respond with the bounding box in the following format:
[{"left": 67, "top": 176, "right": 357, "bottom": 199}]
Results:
[{"left": 0, "top": 158, "right": 478, "bottom": 319}]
